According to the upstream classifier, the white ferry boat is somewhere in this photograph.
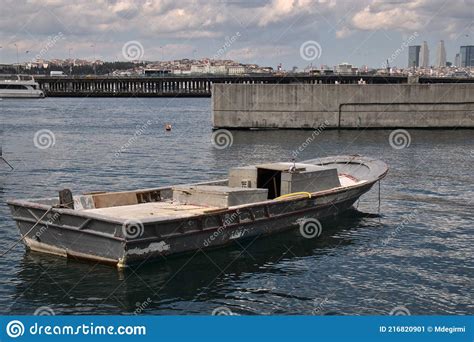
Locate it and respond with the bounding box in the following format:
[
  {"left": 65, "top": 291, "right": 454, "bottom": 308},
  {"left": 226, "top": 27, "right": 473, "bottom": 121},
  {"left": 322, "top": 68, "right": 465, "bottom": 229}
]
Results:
[{"left": 0, "top": 74, "right": 44, "bottom": 98}]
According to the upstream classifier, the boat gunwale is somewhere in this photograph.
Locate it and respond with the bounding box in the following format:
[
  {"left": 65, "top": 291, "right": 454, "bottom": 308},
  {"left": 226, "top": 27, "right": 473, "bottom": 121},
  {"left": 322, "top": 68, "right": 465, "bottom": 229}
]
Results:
[
  {"left": 8, "top": 181, "right": 375, "bottom": 248},
  {"left": 7, "top": 155, "right": 388, "bottom": 227},
  {"left": 125, "top": 184, "right": 375, "bottom": 245}
]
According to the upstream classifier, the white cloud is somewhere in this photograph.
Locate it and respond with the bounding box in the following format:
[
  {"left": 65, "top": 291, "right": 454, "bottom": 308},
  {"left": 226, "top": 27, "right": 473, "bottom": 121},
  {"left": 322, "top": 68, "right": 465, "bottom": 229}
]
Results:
[
  {"left": 350, "top": 0, "right": 474, "bottom": 37},
  {"left": 336, "top": 26, "right": 353, "bottom": 39},
  {"left": 0, "top": 0, "right": 471, "bottom": 65},
  {"left": 352, "top": 5, "right": 422, "bottom": 31}
]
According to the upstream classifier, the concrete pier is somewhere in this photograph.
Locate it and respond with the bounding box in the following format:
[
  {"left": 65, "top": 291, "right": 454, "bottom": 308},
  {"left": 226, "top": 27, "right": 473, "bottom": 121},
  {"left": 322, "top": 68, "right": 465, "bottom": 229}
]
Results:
[
  {"left": 36, "top": 75, "right": 473, "bottom": 97},
  {"left": 212, "top": 83, "right": 474, "bottom": 129}
]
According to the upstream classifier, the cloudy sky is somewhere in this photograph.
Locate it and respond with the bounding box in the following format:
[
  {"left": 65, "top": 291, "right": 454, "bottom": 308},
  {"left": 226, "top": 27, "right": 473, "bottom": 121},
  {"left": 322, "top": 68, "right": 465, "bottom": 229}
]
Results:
[{"left": 1, "top": 0, "right": 473, "bottom": 69}]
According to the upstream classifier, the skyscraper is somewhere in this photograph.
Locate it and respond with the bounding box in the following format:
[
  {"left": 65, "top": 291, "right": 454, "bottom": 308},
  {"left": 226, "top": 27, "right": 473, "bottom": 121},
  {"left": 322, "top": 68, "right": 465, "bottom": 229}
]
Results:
[
  {"left": 460, "top": 46, "right": 474, "bottom": 67},
  {"left": 408, "top": 45, "right": 421, "bottom": 68},
  {"left": 455, "top": 53, "right": 461, "bottom": 67},
  {"left": 436, "top": 40, "right": 446, "bottom": 67},
  {"left": 419, "top": 41, "right": 430, "bottom": 68}
]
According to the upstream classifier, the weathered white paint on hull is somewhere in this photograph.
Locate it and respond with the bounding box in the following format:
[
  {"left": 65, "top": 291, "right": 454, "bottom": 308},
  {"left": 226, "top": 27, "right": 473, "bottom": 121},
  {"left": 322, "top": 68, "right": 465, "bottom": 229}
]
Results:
[{"left": 126, "top": 241, "right": 171, "bottom": 256}]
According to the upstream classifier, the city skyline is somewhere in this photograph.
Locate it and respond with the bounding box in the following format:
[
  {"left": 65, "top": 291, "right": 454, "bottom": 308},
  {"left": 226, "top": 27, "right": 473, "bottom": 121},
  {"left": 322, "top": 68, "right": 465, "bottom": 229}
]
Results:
[
  {"left": 1, "top": 0, "right": 473, "bottom": 68},
  {"left": 4, "top": 40, "right": 473, "bottom": 71},
  {"left": 407, "top": 41, "right": 473, "bottom": 69}
]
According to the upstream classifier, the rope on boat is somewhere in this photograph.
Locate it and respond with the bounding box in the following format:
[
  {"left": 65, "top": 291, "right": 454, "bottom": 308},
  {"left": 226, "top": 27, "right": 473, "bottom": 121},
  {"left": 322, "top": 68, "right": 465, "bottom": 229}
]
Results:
[
  {"left": 0, "top": 157, "right": 14, "bottom": 170},
  {"left": 0, "top": 145, "right": 14, "bottom": 170},
  {"left": 275, "top": 192, "right": 312, "bottom": 200},
  {"left": 0, "top": 206, "right": 54, "bottom": 258},
  {"left": 377, "top": 180, "right": 381, "bottom": 216}
]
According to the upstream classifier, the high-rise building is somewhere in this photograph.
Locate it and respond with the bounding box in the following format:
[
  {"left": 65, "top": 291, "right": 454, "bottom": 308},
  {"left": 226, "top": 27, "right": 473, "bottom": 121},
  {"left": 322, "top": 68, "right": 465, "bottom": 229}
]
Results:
[
  {"left": 460, "top": 45, "right": 474, "bottom": 67},
  {"left": 436, "top": 40, "right": 446, "bottom": 67},
  {"left": 455, "top": 53, "right": 461, "bottom": 67},
  {"left": 408, "top": 45, "right": 421, "bottom": 68},
  {"left": 419, "top": 41, "right": 430, "bottom": 68}
]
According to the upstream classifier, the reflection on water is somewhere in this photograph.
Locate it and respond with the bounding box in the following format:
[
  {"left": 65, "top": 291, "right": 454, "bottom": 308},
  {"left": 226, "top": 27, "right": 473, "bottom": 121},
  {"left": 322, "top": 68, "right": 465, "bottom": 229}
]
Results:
[
  {"left": 0, "top": 98, "right": 472, "bottom": 315},
  {"left": 11, "top": 211, "right": 367, "bottom": 315}
]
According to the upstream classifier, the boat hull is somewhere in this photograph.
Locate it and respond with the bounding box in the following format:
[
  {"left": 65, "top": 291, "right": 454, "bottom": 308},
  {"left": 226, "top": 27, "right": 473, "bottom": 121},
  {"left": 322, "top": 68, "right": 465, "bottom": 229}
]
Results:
[
  {"left": 8, "top": 183, "right": 373, "bottom": 268},
  {"left": 0, "top": 90, "right": 44, "bottom": 98}
]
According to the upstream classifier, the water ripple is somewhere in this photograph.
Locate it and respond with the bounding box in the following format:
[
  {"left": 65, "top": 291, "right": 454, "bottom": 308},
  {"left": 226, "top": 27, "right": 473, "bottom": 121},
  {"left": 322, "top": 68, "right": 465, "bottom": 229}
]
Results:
[{"left": 0, "top": 98, "right": 472, "bottom": 315}]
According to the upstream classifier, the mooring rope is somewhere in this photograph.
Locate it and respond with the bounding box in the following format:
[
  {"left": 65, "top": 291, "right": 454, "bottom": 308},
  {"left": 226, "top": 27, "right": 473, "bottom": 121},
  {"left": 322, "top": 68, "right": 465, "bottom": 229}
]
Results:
[
  {"left": 377, "top": 180, "right": 382, "bottom": 225},
  {"left": 0, "top": 206, "right": 54, "bottom": 258},
  {"left": 0, "top": 157, "right": 14, "bottom": 170},
  {"left": 0, "top": 143, "right": 14, "bottom": 170}
]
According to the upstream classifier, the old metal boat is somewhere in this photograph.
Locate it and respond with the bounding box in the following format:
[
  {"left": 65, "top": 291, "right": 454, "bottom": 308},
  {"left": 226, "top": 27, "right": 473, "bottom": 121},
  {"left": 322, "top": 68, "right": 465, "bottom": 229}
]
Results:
[{"left": 7, "top": 155, "right": 388, "bottom": 268}]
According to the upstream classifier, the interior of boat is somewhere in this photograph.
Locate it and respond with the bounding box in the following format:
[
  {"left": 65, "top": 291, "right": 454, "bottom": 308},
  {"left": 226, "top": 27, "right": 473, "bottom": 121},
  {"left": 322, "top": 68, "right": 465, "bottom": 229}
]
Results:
[
  {"left": 8, "top": 156, "right": 387, "bottom": 238},
  {"left": 58, "top": 162, "right": 366, "bottom": 221}
]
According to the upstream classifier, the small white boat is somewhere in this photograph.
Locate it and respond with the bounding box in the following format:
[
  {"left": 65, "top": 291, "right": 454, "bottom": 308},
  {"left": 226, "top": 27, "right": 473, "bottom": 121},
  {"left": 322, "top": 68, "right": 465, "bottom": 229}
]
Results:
[{"left": 0, "top": 74, "right": 44, "bottom": 98}]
